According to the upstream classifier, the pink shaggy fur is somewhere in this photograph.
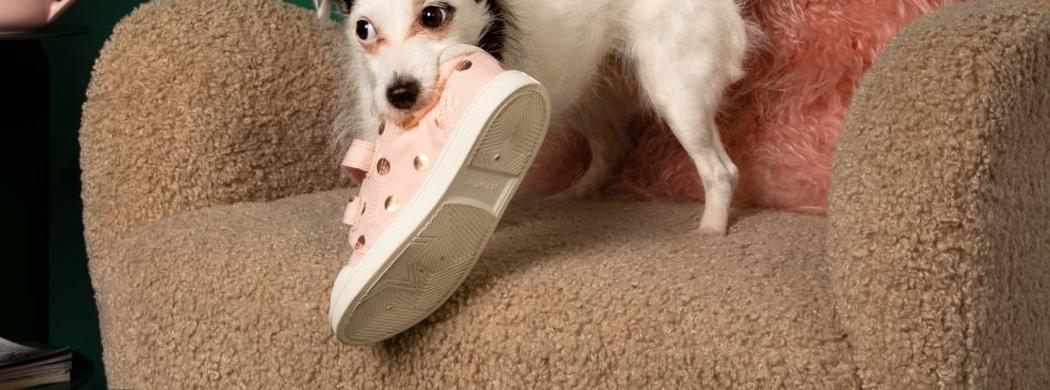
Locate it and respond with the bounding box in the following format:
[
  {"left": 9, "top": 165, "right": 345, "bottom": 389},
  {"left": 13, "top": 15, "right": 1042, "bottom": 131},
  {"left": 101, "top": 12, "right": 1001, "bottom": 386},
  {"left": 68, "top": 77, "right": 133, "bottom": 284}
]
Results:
[{"left": 523, "top": 0, "right": 959, "bottom": 213}]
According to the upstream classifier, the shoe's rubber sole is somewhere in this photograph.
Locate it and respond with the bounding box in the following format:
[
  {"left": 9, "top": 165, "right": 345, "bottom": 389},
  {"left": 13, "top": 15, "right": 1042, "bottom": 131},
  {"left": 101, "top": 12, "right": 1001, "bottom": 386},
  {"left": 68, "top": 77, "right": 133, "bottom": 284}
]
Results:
[{"left": 330, "top": 71, "right": 551, "bottom": 345}]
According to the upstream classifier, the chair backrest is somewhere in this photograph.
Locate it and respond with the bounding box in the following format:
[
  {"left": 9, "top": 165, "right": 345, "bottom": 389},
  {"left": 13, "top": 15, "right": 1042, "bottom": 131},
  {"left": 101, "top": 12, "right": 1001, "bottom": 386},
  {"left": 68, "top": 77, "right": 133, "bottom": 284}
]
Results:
[{"left": 80, "top": 0, "right": 351, "bottom": 259}]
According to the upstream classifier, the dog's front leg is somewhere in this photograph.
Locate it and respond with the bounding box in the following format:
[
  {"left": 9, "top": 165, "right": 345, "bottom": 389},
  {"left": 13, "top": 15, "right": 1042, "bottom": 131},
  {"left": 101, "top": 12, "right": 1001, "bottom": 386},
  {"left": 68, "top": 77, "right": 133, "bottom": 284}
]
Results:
[{"left": 552, "top": 63, "right": 639, "bottom": 200}]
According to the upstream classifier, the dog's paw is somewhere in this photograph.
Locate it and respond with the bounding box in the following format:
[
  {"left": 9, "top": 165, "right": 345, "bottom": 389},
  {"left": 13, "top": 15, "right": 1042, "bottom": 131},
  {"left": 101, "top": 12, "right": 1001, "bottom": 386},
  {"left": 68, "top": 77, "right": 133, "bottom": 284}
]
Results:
[
  {"left": 543, "top": 192, "right": 572, "bottom": 202},
  {"left": 695, "top": 224, "right": 728, "bottom": 236},
  {"left": 546, "top": 191, "right": 596, "bottom": 202},
  {"left": 695, "top": 216, "right": 729, "bottom": 236}
]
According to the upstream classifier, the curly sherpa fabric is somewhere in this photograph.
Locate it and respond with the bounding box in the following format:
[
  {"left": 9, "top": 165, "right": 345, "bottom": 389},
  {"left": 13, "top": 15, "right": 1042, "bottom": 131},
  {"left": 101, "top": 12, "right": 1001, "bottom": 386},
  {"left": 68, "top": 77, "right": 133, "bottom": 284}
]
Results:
[
  {"left": 827, "top": 1, "right": 1050, "bottom": 388},
  {"left": 95, "top": 191, "right": 858, "bottom": 389},
  {"left": 525, "top": 0, "right": 960, "bottom": 213},
  {"left": 80, "top": 0, "right": 350, "bottom": 258}
]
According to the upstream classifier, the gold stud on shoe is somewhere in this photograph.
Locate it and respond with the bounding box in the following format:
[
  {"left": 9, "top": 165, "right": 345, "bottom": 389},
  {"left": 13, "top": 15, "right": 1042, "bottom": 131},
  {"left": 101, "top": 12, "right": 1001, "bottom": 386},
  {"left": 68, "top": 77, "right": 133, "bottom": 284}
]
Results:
[
  {"left": 413, "top": 155, "right": 429, "bottom": 171},
  {"left": 377, "top": 158, "right": 391, "bottom": 175},
  {"left": 384, "top": 196, "right": 399, "bottom": 212},
  {"left": 456, "top": 60, "right": 472, "bottom": 71}
]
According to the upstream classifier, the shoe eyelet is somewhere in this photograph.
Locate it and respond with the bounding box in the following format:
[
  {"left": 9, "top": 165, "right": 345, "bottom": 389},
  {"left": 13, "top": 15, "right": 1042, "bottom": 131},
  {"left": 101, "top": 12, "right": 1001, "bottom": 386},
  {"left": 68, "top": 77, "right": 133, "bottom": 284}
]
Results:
[
  {"left": 355, "top": 235, "right": 366, "bottom": 250},
  {"left": 456, "top": 60, "right": 472, "bottom": 71},
  {"left": 377, "top": 158, "right": 391, "bottom": 175},
  {"left": 361, "top": 201, "right": 367, "bottom": 215},
  {"left": 377, "top": 122, "right": 386, "bottom": 136},
  {"left": 413, "top": 155, "right": 429, "bottom": 171},
  {"left": 384, "top": 196, "right": 399, "bottom": 212}
]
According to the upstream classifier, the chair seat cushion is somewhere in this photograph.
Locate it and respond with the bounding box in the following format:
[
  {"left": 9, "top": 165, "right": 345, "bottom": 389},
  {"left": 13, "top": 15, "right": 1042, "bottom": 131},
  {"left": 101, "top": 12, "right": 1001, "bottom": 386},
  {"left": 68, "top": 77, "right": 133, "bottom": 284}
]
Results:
[{"left": 91, "top": 190, "right": 858, "bottom": 389}]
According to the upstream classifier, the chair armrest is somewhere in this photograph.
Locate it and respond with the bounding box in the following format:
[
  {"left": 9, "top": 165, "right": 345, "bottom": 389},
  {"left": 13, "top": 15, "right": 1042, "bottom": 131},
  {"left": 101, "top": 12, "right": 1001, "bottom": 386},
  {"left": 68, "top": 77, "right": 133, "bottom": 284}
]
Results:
[
  {"left": 827, "top": 1, "right": 1050, "bottom": 387},
  {"left": 80, "top": 0, "right": 351, "bottom": 258}
]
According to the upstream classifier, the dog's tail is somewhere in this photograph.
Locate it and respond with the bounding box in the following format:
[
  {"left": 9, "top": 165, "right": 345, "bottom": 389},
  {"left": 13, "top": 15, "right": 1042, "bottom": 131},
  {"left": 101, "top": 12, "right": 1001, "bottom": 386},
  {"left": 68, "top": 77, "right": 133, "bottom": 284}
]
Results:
[{"left": 315, "top": 0, "right": 331, "bottom": 19}]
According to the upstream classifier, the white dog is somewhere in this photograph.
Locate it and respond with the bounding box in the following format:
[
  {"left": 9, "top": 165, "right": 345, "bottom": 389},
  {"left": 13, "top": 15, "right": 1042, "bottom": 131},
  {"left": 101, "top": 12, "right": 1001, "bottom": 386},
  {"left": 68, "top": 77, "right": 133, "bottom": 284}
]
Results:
[{"left": 317, "top": 0, "right": 750, "bottom": 234}]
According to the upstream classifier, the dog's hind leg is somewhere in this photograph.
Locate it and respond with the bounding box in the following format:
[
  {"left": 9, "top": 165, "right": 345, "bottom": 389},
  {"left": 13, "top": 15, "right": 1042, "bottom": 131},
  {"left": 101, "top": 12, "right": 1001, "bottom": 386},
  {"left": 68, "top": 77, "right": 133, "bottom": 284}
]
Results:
[
  {"left": 554, "top": 58, "right": 639, "bottom": 200},
  {"left": 626, "top": 1, "right": 747, "bottom": 234}
]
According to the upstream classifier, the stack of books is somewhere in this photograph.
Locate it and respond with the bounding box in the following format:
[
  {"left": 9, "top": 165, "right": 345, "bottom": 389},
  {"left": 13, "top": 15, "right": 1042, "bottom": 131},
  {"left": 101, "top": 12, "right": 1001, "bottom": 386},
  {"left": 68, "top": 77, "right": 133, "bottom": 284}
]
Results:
[{"left": 0, "top": 337, "right": 71, "bottom": 389}]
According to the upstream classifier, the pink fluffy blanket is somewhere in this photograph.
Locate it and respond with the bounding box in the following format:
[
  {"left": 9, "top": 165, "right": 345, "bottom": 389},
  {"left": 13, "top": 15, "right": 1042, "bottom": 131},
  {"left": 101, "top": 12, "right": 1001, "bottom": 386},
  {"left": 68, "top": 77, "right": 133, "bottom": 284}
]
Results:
[{"left": 523, "top": 0, "right": 959, "bottom": 213}]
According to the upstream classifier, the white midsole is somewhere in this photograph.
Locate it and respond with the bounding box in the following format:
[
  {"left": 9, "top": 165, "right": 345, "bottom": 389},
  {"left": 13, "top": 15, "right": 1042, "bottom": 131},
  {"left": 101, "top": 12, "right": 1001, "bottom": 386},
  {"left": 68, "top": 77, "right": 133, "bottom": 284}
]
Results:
[{"left": 329, "top": 71, "right": 542, "bottom": 333}]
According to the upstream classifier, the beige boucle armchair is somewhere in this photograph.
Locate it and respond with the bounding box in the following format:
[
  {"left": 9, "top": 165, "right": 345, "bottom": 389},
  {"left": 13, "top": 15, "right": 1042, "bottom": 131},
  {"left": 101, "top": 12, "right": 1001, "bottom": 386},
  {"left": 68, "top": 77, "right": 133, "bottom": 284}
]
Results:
[{"left": 81, "top": 0, "right": 1050, "bottom": 388}]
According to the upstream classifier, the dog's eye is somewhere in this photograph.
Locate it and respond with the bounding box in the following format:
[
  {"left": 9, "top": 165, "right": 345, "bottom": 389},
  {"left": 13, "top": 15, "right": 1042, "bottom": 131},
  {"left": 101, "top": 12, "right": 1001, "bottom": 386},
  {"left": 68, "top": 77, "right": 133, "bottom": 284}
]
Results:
[
  {"left": 420, "top": 5, "right": 450, "bottom": 29},
  {"left": 355, "top": 19, "right": 376, "bottom": 42}
]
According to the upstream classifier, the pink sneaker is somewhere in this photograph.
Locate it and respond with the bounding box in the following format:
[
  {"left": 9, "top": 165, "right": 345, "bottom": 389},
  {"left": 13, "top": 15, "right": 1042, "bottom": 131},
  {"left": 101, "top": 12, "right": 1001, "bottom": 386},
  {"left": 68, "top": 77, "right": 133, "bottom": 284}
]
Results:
[{"left": 330, "top": 45, "right": 551, "bottom": 345}]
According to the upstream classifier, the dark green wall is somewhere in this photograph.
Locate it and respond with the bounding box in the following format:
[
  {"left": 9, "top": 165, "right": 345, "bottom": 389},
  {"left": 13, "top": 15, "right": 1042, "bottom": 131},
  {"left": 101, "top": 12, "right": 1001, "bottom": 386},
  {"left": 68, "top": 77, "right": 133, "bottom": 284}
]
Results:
[
  {"left": 46, "top": 4, "right": 148, "bottom": 390},
  {"left": 44, "top": 1, "right": 320, "bottom": 388}
]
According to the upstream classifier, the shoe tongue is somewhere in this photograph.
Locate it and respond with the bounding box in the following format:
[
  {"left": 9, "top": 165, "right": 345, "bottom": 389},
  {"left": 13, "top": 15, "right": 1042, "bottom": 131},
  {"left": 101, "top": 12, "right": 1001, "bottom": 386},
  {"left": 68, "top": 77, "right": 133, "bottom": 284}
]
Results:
[{"left": 439, "top": 44, "right": 485, "bottom": 65}]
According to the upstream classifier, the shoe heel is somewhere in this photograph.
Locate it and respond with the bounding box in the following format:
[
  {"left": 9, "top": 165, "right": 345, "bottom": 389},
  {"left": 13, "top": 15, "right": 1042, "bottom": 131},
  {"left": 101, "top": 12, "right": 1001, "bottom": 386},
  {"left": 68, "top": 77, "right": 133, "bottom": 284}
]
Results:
[{"left": 468, "top": 85, "right": 550, "bottom": 176}]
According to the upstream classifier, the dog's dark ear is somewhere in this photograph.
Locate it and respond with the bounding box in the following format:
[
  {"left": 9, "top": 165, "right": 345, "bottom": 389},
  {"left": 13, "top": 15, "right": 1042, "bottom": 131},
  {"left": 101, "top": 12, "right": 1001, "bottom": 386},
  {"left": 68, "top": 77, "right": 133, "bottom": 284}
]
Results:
[
  {"left": 334, "top": 0, "right": 354, "bottom": 14},
  {"left": 315, "top": 0, "right": 353, "bottom": 18}
]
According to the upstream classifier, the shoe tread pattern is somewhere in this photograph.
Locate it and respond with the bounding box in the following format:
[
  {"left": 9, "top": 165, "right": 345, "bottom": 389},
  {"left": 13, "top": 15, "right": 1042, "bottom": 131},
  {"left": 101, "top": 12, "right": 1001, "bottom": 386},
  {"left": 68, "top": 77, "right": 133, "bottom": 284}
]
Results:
[
  {"left": 468, "top": 89, "right": 547, "bottom": 176},
  {"left": 346, "top": 205, "right": 493, "bottom": 344}
]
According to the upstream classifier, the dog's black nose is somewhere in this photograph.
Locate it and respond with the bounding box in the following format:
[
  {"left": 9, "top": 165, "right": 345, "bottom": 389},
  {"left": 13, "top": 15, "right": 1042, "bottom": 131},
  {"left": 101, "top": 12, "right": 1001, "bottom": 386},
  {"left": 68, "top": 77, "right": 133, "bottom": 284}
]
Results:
[{"left": 386, "top": 77, "right": 421, "bottom": 110}]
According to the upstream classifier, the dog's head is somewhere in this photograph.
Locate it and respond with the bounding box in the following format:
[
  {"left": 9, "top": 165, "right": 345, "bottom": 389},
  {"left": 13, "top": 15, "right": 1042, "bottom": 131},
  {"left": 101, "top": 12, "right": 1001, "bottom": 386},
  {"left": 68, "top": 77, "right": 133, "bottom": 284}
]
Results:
[{"left": 323, "top": 0, "right": 510, "bottom": 121}]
